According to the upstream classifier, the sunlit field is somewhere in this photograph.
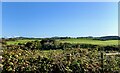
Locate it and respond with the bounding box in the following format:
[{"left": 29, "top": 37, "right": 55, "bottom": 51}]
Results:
[
  {"left": 61, "top": 38, "right": 118, "bottom": 46},
  {"left": 6, "top": 39, "right": 118, "bottom": 46}
]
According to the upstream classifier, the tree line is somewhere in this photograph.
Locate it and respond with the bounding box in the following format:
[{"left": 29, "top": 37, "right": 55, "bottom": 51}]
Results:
[{"left": 2, "top": 38, "right": 119, "bottom": 51}]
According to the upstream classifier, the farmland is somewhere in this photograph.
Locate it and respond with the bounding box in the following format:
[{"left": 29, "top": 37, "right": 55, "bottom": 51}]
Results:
[
  {"left": 6, "top": 38, "right": 118, "bottom": 46},
  {"left": 1, "top": 37, "right": 120, "bottom": 73},
  {"left": 61, "top": 38, "right": 118, "bottom": 46},
  {"left": 6, "top": 39, "right": 37, "bottom": 45}
]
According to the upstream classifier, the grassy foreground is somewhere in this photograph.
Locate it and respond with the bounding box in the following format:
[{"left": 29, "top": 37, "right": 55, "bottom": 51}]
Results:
[
  {"left": 2, "top": 48, "right": 120, "bottom": 73},
  {"left": 1, "top": 38, "right": 120, "bottom": 73}
]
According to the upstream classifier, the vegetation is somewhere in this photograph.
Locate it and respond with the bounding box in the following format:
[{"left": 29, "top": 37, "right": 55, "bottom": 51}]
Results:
[
  {"left": 6, "top": 38, "right": 118, "bottom": 46},
  {"left": 61, "top": 38, "right": 118, "bottom": 46},
  {"left": 6, "top": 39, "right": 37, "bottom": 45},
  {"left": 1, "top": 37, "right": 120, "bottom": 73}
]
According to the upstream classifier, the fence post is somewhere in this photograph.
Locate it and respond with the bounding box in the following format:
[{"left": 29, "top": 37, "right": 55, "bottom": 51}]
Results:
[{"left": 101, "top": 47, "right": 104, "bottom": 73}]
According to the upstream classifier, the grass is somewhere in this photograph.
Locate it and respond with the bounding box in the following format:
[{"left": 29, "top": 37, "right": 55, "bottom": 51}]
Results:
[
  {"left": 6, "top": 39, "right": 38, "bottom": 45},
  {"left": 60, "top": 38, "right": 119, "bottom": 46},
  {"left": 6, "top": 38, "right": 119, "bottom": 46}
]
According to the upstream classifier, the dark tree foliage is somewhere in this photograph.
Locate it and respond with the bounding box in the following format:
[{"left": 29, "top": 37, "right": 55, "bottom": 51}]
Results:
[{"left": 3, "top": 39, "right": 119, "bottom": 51}]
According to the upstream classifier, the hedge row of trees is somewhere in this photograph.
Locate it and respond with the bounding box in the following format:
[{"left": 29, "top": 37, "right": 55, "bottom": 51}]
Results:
[{"left": 2, "top": 39, "right": 119, "bottom": 51}]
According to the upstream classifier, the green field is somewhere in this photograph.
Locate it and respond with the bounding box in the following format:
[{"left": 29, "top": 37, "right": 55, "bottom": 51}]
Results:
[
  {"left": 6, "top": 39, "right": 38, "bottom": 45},
  {"left": 6, "top": 38, "right": 119, "bottom": 46},
  {"left": 61, "top": 38, "right": 119, "bottom": 46}
]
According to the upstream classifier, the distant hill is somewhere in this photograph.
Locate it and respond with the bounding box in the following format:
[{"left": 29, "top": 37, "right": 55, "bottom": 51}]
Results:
[
  {"left": 1, "top": 36, "right": 120, "bottom": 41},
  {"left": 93, "top": 36, "right": 120, "bottom": 40}
]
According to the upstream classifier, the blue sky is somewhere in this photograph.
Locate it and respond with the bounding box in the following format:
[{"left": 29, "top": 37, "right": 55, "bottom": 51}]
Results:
[
  {"left": 2, "top": 2, "right": 118, "bottom": 38},
  {"left": 0, "top": 2, "right": 2, "bottom": 38}
]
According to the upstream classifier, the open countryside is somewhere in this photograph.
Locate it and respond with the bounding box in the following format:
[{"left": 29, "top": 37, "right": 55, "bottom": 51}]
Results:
[{"left": 1, "top": 2, "right": 120, "bottom": 73}]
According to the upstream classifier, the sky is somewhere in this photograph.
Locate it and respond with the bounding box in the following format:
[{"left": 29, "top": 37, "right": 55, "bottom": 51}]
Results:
[
  {"left": 1, "top": 0, "right": 120, "bottom": 2},
  {"left": 2, "top": 2, "right": 118, "bottom": 38},
  {"left": 0, "top": 2, "right": 2, "bottom": 38}
]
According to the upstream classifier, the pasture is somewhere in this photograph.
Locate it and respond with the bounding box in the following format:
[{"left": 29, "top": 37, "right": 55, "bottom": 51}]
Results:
[
  {"left": 60, "top": 38, "right": 119, "bottom": 46},
  {"left": 6, "top": 38, "right": 119, "bottom": 46},
  {"left": 6, "top": 39, "right": 39, "bottom": 45}
]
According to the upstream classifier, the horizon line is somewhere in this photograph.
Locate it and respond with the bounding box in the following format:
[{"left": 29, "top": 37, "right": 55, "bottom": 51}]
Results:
[{"left": 1, "top": 35, "right": 119, "bottom": 38}]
